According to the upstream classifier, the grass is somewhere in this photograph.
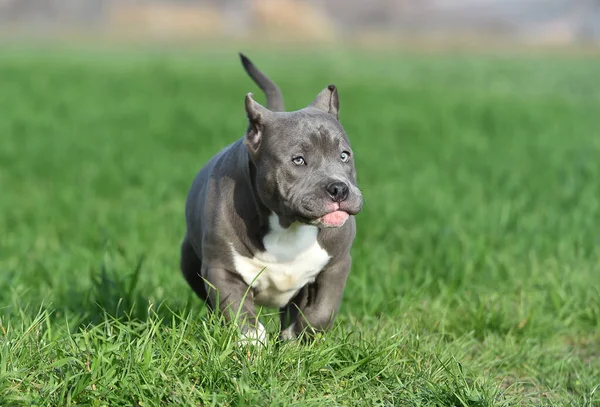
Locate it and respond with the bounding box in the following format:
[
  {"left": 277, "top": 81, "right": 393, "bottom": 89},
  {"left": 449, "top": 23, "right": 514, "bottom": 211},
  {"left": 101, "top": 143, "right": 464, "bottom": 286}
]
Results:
[{"left": 0, "top": 46, "right": 599, "bottom": 406}]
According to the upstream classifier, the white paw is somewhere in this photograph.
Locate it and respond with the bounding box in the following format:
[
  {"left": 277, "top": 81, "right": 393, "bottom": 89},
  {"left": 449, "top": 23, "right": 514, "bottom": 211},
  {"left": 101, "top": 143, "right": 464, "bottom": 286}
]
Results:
[
  {"left": 238, "top": 322, "right": 267, "bottom": 346},
  {"left": 280, "top": 323, "right": 296, "bottom": 341}
]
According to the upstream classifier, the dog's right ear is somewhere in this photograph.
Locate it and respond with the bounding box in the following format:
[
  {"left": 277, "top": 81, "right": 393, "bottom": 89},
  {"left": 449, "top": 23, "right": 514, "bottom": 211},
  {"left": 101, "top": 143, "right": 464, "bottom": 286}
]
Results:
[{"left": 244, "top": 93, "right": 270, "bottom": 155}]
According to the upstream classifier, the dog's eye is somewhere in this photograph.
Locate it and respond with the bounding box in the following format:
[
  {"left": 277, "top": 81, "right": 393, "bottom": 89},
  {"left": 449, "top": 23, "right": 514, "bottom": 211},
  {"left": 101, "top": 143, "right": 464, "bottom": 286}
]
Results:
[
  {"left": 292, "top": 156, "right": 306, "bottom": 166},
  {"left": 341, "top": 151, "right": 351, "bottom": 162}
]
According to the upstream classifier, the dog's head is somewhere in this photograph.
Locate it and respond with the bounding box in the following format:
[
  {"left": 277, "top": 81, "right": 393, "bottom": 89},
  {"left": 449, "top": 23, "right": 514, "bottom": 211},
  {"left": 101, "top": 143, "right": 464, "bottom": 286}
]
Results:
[{"left": 244, "top": 85, "right": 362, "bottom": 228}]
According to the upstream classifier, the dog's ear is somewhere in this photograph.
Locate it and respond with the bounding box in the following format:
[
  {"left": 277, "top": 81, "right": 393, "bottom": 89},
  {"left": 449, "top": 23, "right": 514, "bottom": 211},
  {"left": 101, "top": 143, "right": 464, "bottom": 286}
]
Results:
[
  {"left": 310, "top": 84, "right": 339, "bottom": 120},
  {"left": 244, "top": 93, "right": 270, "bottom": 155}
]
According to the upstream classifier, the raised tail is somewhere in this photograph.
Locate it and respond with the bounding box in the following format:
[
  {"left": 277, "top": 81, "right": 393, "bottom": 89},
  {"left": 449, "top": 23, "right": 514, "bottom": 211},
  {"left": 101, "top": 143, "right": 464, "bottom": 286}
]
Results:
[{"left": 239, "top": 53, "right": 285, "bottom": 112}]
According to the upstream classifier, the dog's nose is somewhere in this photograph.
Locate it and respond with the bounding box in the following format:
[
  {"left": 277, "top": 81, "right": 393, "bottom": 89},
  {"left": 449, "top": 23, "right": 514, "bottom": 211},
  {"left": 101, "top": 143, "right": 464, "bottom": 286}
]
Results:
[{"left": 326, "top": 181, "right": 349, "bottom": 202}]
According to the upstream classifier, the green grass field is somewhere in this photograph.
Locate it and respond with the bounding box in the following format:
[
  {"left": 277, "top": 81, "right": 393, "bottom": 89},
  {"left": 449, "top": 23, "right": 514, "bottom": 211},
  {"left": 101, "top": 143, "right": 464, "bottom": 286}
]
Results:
[{"left": 0, "top": 48, "right": 599, "bottom": 406}]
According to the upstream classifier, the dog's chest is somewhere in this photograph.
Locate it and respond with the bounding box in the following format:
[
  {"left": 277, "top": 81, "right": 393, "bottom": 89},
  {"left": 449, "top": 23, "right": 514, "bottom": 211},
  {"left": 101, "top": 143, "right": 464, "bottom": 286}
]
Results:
[{"left": 230, "top": 217, "right": 331, "bottom": 308}]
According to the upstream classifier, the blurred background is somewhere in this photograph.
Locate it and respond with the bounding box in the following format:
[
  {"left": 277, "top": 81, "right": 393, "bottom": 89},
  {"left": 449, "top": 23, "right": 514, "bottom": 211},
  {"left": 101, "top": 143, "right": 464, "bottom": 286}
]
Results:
[{"left": 1, "top": 0, "right": 599, "bottom": 50}]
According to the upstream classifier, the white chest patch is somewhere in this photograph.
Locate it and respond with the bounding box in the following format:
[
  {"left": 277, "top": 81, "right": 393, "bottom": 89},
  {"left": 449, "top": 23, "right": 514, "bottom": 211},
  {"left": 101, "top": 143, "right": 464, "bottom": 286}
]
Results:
[{"left": 230, "top": 214, "right": 331, "bottom": 308}]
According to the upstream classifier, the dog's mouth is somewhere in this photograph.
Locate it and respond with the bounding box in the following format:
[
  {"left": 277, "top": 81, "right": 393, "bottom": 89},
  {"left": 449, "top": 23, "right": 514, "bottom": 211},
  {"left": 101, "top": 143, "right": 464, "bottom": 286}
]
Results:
[
  {"left": 306, "top": 203, "right": 350, "bottom": 228},
  {"left": 315, "top": 210, "right": 349, "bottom": 228},
  {"left": 292, "top": 197, "right": 361, "bottom": 229}
]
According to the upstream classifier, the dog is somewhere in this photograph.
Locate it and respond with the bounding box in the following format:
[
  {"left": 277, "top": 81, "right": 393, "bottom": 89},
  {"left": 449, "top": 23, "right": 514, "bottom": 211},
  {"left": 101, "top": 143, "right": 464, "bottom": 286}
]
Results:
[{"left": 180, "top": 54, "right": 363, "bottom": 343}]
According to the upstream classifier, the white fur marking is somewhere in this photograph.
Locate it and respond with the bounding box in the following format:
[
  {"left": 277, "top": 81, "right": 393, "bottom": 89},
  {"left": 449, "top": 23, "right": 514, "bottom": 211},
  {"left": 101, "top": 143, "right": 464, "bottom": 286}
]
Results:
[
  {"left": 238, "top": 322, "right": 267, "bottom": 345},
  {"left": 230, "top": 214, "right": 331, "bottom": 308},
  {"left": 280, "top": 323, "right": 296, "bottom": 341}
]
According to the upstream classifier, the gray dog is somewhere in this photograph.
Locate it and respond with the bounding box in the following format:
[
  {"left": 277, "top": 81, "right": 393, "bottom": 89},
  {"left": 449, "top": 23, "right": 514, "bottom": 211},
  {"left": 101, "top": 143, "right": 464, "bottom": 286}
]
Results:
[{"left": 180, "top": 54, "right": 363, "bottom": 343}]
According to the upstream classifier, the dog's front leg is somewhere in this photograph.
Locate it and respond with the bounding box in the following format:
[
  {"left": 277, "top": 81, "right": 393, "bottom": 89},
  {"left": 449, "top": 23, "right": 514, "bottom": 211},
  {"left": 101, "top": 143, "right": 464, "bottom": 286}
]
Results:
[
  {"left": 280, "top": 255, "right": 351, "bottom": 341},
  {"left": 203, "top": 267, "right": 265, "bottom": 343}
]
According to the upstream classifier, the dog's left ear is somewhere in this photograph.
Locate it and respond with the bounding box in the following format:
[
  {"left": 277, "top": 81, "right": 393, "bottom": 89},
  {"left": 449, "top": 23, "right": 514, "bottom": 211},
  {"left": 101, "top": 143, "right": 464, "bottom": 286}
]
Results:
[
  {"left": 310, "top": 84, "right": 339, "bottom": 120},
  {"left": 244, "top": 93, "right": 271, "bottom": 155}
]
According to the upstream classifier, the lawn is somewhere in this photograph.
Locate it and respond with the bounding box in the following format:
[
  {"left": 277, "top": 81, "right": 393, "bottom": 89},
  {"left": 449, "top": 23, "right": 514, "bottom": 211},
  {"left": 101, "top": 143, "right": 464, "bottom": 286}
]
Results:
[{"left": 0, "top": 47, "right": 599, "bottom": 406}]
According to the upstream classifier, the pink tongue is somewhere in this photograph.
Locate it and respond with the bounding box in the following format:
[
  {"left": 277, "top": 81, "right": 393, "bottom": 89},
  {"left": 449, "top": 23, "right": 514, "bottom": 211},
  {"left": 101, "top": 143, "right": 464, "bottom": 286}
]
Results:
[{"left": 320, "top": 211, "right": 349, "bottom": 227}]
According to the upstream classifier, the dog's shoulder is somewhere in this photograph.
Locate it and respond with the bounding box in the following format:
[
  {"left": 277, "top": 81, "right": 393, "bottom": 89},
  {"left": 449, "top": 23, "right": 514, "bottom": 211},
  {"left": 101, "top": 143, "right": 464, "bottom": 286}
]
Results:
[{"left": 184, "top": 139, "right": 253, "bottom": 243}]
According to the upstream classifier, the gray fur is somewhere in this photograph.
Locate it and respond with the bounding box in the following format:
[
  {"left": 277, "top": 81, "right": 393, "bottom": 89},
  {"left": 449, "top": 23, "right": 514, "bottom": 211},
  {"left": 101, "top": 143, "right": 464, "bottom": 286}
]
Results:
[
  {"left": 239, "top": 53, "right": 284, "bottom": 112},
  {"left": 180, "top": 54, "right": 362, "bottom": 341}
]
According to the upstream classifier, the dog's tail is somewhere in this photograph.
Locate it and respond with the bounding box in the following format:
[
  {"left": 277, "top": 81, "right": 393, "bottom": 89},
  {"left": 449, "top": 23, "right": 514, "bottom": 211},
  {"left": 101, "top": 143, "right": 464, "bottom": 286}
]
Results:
[{"left": 239, "top": 53, "right": 285, "bottom": 112}]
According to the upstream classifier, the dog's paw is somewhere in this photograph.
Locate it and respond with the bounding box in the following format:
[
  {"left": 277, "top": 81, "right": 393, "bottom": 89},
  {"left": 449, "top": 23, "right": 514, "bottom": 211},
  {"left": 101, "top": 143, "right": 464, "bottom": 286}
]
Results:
[
  {"left": 236, "top": 322, "right": 267, "bottom": 347},
  {"left": 279, "top": 323, "right": 297, "bottom": 341}
]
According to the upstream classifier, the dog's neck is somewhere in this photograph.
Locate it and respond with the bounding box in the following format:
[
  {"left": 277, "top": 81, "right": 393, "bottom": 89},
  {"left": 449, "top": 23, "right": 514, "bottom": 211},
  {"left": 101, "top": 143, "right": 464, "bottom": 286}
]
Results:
[
  {"left": 241, "top": 152, "right": 273, "bottom": 251},
  {"left": 246, "top": 151, "right": 297, "bottom": 226}
]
